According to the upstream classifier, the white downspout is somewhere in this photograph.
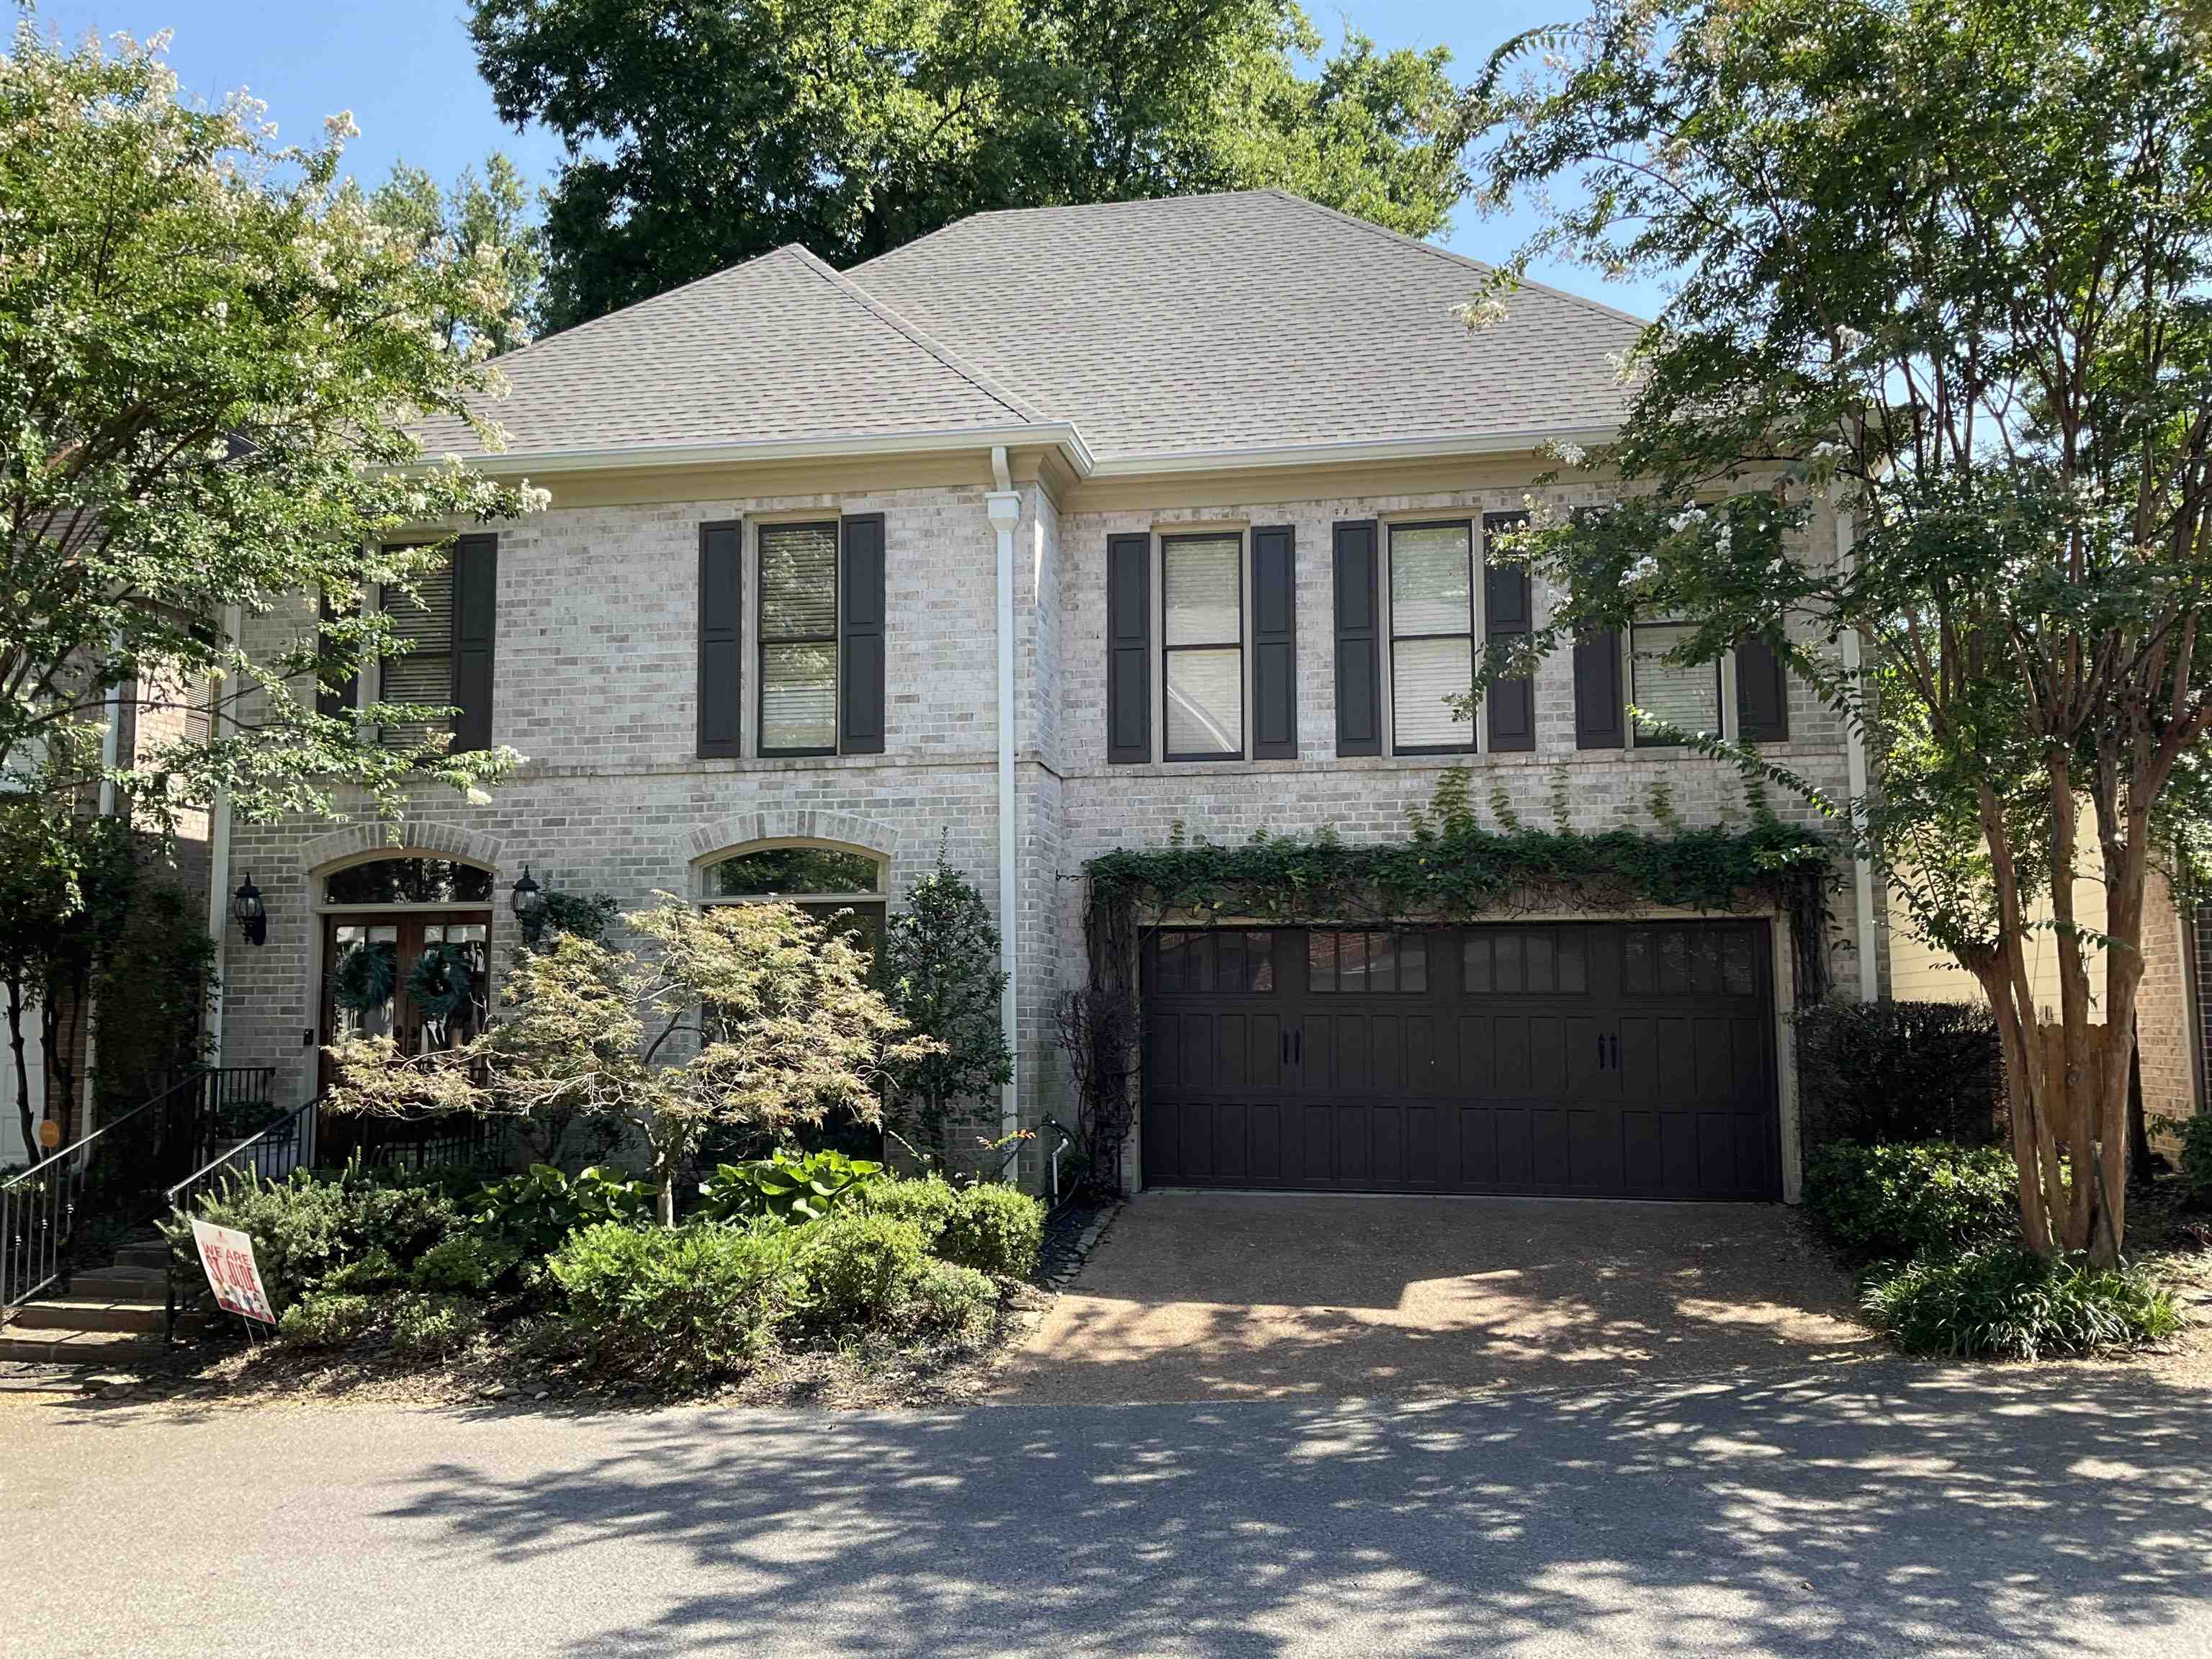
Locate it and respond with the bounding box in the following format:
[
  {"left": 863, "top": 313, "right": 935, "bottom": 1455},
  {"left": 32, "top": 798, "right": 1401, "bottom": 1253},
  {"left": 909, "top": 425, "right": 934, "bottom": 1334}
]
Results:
[
  {"left": 1835, "top": 511, "right": 1879, "bottom": 1002},
  {"left": 203, "top": 603, "right": 243, "bottom": 1068},
  {"left": 986, "top": 448, "right": 1022, "bottom": 1154}
]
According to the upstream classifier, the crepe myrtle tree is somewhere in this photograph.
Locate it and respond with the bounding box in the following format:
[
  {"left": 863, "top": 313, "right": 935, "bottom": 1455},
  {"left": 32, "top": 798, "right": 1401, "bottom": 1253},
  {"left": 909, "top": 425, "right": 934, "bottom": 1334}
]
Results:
[
  {"left": 0, "top": 21, "right": 544, "bottom": 832},
  {"left": 1458, "top": 0, "right": 2212, "bottom": 1262},
  {"left": 880, "top": 849, "right": 1012, "bottom": 1156},
  {"left": 328, "top": 897, "right": 940, "bottom": 1226}
]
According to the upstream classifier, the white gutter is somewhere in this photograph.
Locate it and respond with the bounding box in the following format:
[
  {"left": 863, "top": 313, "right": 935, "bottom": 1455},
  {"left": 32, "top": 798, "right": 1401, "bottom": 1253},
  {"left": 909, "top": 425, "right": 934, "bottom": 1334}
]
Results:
[
  {"left": 410, "top": 420, "right": 1629, "bottom": 489},
  {"left": 1082, "top": 424, "right": 1623, "bottom": 477},
  {"left": 985, "top": 447, "right": 1022, "bottom": 1155},
  {"left": 421, "top": 422, "right": 1098, "bottom": 481},
  {"left": 1835, "top": 511, "right": 1879, "bottom": 1001},
  {"left": 203, "top": 603, "right": 243, "bottom": 1067}
]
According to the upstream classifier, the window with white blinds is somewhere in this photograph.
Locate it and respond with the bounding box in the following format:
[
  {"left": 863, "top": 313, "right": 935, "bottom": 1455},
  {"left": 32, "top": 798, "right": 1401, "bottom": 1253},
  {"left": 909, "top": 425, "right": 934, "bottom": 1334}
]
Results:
[
  {"left": 1389, "top": 521, "right": 1475, "bottom": 752},
  {"left": 1630, "top": 619, "right": 1721, "bottom": 740},
  {"left": 378, "top": 561, "right": 454, "bottom": 750},
  {"left": 759, "top": 522, "right": 840, "bottom": 754},
  {"left": 1162, "top": 533, "right": 1243, "bottom": 759}
]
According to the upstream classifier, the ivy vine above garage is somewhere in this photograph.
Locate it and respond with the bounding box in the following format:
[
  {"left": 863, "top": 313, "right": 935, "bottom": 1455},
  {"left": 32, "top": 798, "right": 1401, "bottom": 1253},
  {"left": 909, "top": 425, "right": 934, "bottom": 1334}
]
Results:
[{"left": 1081, "top": 768, "right": 1840, "bottom": 1002}]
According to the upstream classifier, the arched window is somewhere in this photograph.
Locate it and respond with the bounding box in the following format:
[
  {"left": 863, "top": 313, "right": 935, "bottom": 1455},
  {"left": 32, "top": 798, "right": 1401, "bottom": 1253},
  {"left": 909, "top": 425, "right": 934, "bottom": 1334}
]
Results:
[{"left": 699, "top": 842, "right": 887, "bottom": 960}]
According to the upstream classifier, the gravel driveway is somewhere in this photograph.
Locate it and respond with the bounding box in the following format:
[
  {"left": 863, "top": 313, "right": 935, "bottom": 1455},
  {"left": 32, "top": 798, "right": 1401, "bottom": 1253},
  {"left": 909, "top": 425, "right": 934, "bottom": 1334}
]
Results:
[{"left": 997, "top": 1190, "right": 1877, "bottom": 1403}]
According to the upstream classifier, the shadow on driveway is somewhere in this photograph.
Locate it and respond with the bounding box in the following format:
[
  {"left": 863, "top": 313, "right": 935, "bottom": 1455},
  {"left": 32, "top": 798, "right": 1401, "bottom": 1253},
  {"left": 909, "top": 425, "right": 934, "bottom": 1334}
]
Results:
[
  {"left": 377, "top": 1366, "right": 2210, "bottom": 1658},
  {"left": 998, "top": 1191, "right": 1877, "bottom": 1403}
]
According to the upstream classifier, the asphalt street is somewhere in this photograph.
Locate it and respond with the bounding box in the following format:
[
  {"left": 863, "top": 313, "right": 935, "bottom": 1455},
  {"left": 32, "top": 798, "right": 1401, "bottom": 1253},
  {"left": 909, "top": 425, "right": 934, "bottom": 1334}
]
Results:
[{"left": 2, "top": 1359, "right": 2207, "bottom": 1658}]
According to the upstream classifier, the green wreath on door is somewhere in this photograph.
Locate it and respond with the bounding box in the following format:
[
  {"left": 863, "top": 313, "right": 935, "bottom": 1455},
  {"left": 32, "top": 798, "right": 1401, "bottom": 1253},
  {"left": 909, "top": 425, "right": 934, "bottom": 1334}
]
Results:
[
  {"left": 329, "top": 941, "right": 397, "bottom": 1013},
  {"left": 407, "top": 943, "right": 478, "bottom": 1024}
]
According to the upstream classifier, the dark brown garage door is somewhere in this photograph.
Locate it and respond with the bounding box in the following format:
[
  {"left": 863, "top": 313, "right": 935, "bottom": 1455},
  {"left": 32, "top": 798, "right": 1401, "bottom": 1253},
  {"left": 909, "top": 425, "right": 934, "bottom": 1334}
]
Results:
[{"left": 1139, "top": 921, "right": 1780, "bottom": 1200}]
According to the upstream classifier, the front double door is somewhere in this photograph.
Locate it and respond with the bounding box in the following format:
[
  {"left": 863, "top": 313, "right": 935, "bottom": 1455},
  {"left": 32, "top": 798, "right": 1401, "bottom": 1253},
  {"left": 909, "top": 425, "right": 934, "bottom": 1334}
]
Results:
[
  {"left": 319, "top": 912, "right": 493, "bottom": 1090},
  {"left": 1138, "top": 921, "right": 1779, "bottom": 1201}
]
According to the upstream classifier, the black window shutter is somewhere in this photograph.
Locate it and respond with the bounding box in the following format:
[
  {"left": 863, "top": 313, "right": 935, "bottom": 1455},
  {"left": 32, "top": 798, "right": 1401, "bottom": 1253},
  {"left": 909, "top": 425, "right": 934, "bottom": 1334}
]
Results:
[
  {"left": 1107, "top": 532, "right": 1150, "bottom": 764},
  {"left": 1482, "top": 513, "right": 1535, "bottom": 752},
  {"left": 1573, "top": 627, "right": 1624, "bottom": 750},
  {"left": 697, "top": 521, "right": 743, "bottom": 757},
  {"left": 450, "top": 534, "right": 497, "bottom": 752},
  {"left": 839, "top": 514, "right": 886, "bottom": 755},
  {"left": 1333, "top": 521, "right": 1380, "bottom": 756},
  {"left": 1251, "top": 524, "right": 1298, "bottom": 759},
  {"left": 1736, "top": 630, "right": 1791, "bottom": 743},
  {"left": 316, "top": 593, "right": 358, "bottom": 721}
]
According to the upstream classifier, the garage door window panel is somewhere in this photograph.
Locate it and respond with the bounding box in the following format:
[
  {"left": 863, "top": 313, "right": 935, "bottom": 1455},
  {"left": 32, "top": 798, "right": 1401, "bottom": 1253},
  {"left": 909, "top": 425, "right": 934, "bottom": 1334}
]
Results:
[{"left": 1308, "top": 930, "right": 1426, "bottom": 993}]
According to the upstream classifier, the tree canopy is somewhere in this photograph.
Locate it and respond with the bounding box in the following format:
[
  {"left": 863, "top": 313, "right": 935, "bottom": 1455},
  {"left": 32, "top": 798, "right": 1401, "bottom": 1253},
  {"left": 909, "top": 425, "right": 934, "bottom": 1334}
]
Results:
[
  {"left": 468, "top": 0, "right": 1473, "bottom": 328},
  {"left": 1465, "top": 0, "right": 2212, "bottom": 1260},
  {"left": 0, "top": 23, "right": 543, "bottom": 830}
]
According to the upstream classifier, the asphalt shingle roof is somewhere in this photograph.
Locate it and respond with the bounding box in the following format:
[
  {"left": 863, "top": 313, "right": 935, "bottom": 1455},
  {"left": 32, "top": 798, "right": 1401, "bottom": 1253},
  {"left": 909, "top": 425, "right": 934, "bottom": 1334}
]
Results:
[
  {"left": 850, "top": 191, "right": 1643, "bottom": 462},
  {"left": 428, "top": 191, "right": 1645, "bottom": 467},
  {"left": 411, "top": 243, "right": 1040, "bottom": 460}
]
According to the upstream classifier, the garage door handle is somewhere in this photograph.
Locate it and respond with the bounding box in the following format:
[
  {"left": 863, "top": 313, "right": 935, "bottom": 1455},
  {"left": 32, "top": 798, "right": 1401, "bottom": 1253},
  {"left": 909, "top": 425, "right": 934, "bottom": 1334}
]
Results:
[{"left": 1292, "top": 1030, "right": 1302, "bottom": 1064}]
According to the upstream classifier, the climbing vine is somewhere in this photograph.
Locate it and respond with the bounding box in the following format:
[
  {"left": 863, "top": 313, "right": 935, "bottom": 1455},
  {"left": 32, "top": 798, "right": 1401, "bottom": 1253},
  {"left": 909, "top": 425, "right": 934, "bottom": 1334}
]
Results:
[{"left": 1081, "top": 767, "right": 1839, "bottom": 1004}]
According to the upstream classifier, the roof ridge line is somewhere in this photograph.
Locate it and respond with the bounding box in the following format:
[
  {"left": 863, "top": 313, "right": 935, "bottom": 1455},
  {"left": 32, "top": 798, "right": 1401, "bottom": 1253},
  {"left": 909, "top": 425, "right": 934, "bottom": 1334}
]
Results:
[
  {"left": 784, "top": 243, "right": 1047, "bottom": 424},
  {"left": 1262, "top": 189, "right": 1654, "bottom": 331}
]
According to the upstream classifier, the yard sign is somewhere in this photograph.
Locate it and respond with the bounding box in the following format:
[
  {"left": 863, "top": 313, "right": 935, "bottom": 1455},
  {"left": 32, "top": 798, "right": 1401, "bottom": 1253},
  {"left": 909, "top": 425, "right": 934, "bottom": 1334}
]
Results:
[{"left": 189, "top": 1219, "right": 276, "bottom": 1325}]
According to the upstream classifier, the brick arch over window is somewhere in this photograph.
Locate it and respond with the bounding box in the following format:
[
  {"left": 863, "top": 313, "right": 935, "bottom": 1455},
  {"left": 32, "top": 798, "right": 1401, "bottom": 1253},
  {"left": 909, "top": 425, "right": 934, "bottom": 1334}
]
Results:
[
  {"left": 299, "top": 820, "right": 508, "bottom": 878},
  {"left": 678, "top": 811, "right": 899, "bottom": 871}
]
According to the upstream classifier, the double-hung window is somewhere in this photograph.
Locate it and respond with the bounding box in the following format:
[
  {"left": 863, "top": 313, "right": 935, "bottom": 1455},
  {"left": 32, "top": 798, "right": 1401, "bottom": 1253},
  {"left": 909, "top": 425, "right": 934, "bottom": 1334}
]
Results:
[
  {"left": 1629, "top": 618, "right": 1722, "bottom": 744},
  {"left": 1388, "top": 521, "right": 1476, "bottom": 754},
  {"left": 1161, "top": 533, "right": 1244, "bottom": 761},
  {"left": 757, "top": 521, "right": 842, "bottom": 756}
]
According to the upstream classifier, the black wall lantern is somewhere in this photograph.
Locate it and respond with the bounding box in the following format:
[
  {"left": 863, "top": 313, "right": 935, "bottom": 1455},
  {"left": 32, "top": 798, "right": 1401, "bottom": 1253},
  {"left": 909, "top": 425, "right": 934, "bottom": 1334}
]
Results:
[
  {"left": 231, "top": 873, "right": 268, "bottom": 947},
  {"left": 511, "top": 864, "right": 547, "bottom": 944}
]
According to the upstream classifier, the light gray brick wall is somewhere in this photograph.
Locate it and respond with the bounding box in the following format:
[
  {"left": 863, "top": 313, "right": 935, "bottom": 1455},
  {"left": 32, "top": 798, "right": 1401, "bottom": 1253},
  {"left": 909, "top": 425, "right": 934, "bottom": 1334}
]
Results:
[{"left": 215, "top": 476, "right": 1866, "bottom": 1195}]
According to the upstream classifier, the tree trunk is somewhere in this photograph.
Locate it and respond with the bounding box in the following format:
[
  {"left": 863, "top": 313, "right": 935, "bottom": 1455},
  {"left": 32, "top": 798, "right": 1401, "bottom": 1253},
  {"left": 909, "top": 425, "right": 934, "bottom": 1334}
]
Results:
[
  {"left": 6, "top": 976, "right": 38, "bottom": 1166},
  {"left": 2126, "top": 1016, "right": 2154, "bottom": 1189}
]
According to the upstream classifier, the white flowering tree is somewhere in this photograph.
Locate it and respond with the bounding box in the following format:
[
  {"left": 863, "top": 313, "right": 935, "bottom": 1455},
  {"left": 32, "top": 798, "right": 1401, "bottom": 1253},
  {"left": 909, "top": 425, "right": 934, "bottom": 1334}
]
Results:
[
  {"left": 0, "top": 22, "right": 544, "bottom": 827},
  {"left": 1463, "top": 0, "right": 2212, "bottom": 1262}
]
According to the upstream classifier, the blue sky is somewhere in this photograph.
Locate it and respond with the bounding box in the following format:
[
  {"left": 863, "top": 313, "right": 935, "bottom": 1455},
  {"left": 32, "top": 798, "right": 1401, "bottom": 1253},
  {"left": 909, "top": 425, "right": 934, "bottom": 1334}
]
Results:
[{"left": 28, "top": 0, "right": 1665, "bottom": 320}]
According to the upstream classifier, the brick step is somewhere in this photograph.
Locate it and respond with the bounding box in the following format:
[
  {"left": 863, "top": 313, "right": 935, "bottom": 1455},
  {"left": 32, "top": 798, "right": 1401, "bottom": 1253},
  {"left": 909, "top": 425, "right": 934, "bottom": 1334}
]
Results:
[
  {"left": 10, "top": 1298, "right": 166, "bottom": 1335},
  {"left": 0, "top": 1326, "right": 153, "bottom": 1364},
  {"left": 68, "top": 1267, "right": 168, "bottom": 1300},
  {"left": 110, "top": 1241, "right": 172, "bottom": 1271}
]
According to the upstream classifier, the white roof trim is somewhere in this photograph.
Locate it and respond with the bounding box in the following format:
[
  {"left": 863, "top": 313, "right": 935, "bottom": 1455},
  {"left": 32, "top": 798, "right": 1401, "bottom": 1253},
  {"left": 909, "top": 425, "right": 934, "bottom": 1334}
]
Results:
[
  {"left": 406, "top": 419, "right": 1625, "bottom": 485},
  {"left": 408, "top": 422, "right": 1099, "bottom": 478},
  {"left": 1082, "top": 426, "right": 1622, "bottom": 477}
]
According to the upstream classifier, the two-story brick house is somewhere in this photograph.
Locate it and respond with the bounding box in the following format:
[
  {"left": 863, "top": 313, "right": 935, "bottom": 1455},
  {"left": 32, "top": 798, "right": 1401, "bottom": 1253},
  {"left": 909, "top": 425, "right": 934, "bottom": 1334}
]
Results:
[{"left": 210, "top": 190, "right": 1889, "bottom": 1204}]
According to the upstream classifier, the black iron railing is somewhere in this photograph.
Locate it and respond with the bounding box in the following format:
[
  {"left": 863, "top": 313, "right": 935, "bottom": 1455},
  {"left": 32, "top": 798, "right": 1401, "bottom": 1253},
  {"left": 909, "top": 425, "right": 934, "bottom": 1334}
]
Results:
[
  {"left": 162, "top": 1091, "right": 321, "bottom": 1340},
  {"left": 161, "top": 1101, "right": 505, "bottom": 1339},
  {"left": 0, "top": 1065, "right": 278, "bottom": 1311}
]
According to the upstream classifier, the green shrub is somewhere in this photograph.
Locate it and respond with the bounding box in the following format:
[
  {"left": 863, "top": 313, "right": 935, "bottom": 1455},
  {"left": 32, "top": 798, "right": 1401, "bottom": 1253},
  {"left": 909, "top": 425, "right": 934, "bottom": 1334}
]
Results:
[
  {"left": 168, "top": 1169, "right": 351, "bottom": 1314},
  {"left": 938, "top": 1183, "right": 1045, "bottom": 1278},
  {"left": 908, "top": 1259, "right": 995, "bottom": 1331},
  {"left": 1794, "top": 1000, "right": 2002, "bottom": 1154},
  {"left": 320, "top": 1248, "right": 403, "bottom": 1294},
  {"left": 2175, "top": 1113, "right": 2212, "bottom": 1207},
  {"left": 550, "top": 1221, "right": 804, "bottom": 1387},
  {"left": 472, "top": 1164, "right": 655, "bottom": 1258},
  {"left": 1863, "top": 1246, "right": 2182, "bottom": 1359},
  {"left": 860, "top": 1176, "right": 959, "bottom": 1246},
  {"left": 697, "top": 1148, "right": 884, "bottom": 1224},
  {"left": 1803, "top": 1141, "right": 2018, "bottom": 1264},
  {"left": 409, "top": 1233, "right": 518, "bottom": 1295},
  {"left": 279, "top": 1291, "right": 377, "bottom": 1348},
  {"left": 389, "top": 1292, "right": 487, "bottom": 1362},
  {"left": 799, "top": 1212, "right": 928, "bottom": 1327},
  {"left": 334, "top": 1168, "right": 467, "bottom": 1264}
]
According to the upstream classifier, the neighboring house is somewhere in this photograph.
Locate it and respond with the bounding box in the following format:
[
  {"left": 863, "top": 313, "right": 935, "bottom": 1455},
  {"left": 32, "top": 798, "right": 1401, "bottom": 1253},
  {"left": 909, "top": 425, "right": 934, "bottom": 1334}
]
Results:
[
  {"left": 210, "top": 191, "right": 1894, "bottom": 1203},
  {"left": 1885, "top": 859, "right": 2206, "bottom": 1129}
]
